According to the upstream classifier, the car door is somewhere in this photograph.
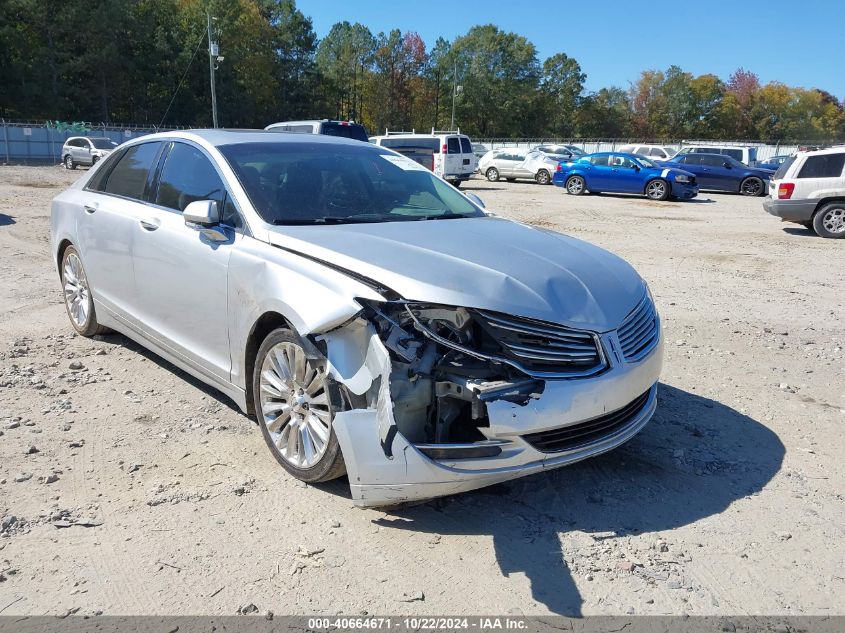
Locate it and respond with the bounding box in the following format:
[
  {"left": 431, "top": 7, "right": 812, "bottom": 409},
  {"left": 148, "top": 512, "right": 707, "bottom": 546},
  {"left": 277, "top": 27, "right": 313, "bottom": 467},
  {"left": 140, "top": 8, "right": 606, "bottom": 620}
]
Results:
[
  {"left": 608, "top": 155, "right": 643, "bottom": 192},
  {"left": 76, "top": 140, "right": 164, "bottom": 318},
  {"left": 586, "top": 155, "right": 613, "bottom": 189},
  {"left": 130, "top": 141, "right": 240, "bottom": 381},
  {"left": 673, "top": 155, "right": 706, "bottom": 185},
  {"left": 699, "top": 155, "right": 735, "bottom": 190},
  {"left": 459, "top": 136, "right": 476, "bottom": 174},
  {"left": 79, "top": 139, "right": 95, "bottom": 165},
  {"left": 511, "top": 151, "right": 534, "bottom": 178},
  {"left": 493, "top": 151, "right": 517, "bottom": 177},
  {"left": 70, "top": 139, "right": 86, "bottom": 164}
]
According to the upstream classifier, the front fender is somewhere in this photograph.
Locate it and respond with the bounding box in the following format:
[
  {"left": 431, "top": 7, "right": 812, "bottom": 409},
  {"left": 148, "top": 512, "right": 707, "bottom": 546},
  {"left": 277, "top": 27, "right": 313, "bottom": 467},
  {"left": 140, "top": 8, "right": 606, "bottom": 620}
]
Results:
[{"left": 227, "top": 236, "right": 385, "bottom": 390}]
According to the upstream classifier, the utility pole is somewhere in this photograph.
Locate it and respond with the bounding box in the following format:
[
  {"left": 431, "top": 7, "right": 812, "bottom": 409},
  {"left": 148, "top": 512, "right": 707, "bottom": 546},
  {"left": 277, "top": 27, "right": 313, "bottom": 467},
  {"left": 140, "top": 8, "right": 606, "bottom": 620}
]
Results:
[
  {"left": 207, "top": 12, "right": 219, "bottom": 128},
  {"left": 450, "top": 59, "right": 457, "bottom": 130}
]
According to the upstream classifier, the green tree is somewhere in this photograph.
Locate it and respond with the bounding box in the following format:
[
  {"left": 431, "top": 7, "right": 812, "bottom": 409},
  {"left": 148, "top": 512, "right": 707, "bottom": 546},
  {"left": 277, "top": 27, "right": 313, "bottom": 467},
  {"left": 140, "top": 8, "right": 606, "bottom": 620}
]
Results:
[
  {"left": 575, "top": 87, "right": 632, "bottom": 137},
  {"left": 450, "top": 25, "right": 541, "bottom": 136},
  {"left": 315, "top": 21, "right": 375, "bottom": 121},
  {"left": 541, "top": 53, "right": 585, "bottom": 136}
]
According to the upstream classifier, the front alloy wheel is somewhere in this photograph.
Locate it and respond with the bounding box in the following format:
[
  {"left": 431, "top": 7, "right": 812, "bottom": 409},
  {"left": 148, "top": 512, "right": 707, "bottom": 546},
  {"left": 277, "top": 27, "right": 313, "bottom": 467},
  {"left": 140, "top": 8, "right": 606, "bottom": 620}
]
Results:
[
  {"left": 740, "top": 177, "right": 764, "bottom": 197},
  {"left": 486, "top": 167, "right": 499, "bottom": 182},
  {"left": 645, "top": 179, "right": 670, "bottom": 200},
  {"left": 254, "top": 329, "right": 345, "bottom": 482}
]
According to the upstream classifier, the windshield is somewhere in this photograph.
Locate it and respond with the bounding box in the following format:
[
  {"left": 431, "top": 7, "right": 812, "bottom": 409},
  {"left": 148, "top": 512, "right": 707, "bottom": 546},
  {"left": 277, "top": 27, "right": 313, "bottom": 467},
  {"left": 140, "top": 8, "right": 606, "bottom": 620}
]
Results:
[
  {"left": 90, "top": 138, "right": 118, "bottom": 149},
  {"left": 219, "top": 142, "right": 486, "bottom": 225},
  {"left": 635, "top": 156, "right": 657, "bottom": 168}
]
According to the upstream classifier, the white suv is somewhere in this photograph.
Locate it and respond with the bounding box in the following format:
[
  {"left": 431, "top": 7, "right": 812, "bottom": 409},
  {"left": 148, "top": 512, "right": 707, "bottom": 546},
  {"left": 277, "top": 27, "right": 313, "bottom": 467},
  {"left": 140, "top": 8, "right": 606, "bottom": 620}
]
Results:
[
  {"left": 370, "top": 130, "right": 477, "bottom": 186},
  {"left": 764, "top": 147, "right": 845, "bottom": 238}
]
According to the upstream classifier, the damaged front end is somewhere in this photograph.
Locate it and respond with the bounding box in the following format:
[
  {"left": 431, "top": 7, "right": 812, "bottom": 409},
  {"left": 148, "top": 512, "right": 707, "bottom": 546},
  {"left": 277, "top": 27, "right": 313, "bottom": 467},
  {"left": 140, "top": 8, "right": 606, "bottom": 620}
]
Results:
[{"left": 318, "top": 297, "right": 662, "bottom": 507}]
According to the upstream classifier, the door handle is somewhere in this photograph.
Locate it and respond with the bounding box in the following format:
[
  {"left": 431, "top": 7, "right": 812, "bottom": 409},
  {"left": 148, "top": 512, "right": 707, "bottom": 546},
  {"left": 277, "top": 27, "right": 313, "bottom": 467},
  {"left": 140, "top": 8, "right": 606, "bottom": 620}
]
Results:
[
  {"left": 139, "top": 218, "right": 160, "bottom": 231},
  {"left": 83, "top": 204, "right": 97, "bottom": 214}
]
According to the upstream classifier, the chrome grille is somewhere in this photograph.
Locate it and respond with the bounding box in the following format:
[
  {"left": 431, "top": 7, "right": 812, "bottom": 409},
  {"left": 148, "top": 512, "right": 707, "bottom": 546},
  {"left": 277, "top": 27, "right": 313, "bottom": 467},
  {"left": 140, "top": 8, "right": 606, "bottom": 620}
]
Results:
[
  {"left": 473, "top": 310, "right": 606, "bottom": 378},
  {"left": 523, "top": 389, "right": 651, "bottom": 453},
  {"left": 617, "top": 294, "right": 659, "bottom": 361}
]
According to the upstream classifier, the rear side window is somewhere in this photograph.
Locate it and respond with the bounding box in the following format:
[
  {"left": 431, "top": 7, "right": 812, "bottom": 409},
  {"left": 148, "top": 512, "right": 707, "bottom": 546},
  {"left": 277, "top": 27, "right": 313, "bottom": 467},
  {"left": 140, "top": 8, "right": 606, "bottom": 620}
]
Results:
[
  {"left": 591, "top": 156, "right": 609, "bottom": 166},
  {"left": 682, "top": 155, "right": 702, "bottom": 165},
  {"left": 460, "top": 137, "right": 472, "bottom": 154},
  {"left": 797, "top": 154, "right": 845, "bottom": 179},
  {"left": 101, "top": 142, "right": 161, "bottom": 200},
  {"left": 650, "top": 148, "right": 666, "bottom": 158},
  {"left": 723, "top": 149, "right": 743, "bottom": 161},
  {"left": 447, "top": 137, "right": 460, "bottom": 153},
  {"left": 773, "top": 156, "right": 797, "bottom": 179}
]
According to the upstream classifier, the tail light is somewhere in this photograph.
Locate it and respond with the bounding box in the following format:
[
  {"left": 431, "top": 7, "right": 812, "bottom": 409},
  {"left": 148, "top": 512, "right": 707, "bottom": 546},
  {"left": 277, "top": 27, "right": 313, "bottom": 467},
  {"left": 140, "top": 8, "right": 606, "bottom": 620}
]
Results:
[
  {"left": 556, "top": 163, "right": 562, "bottom": 172},
  {"left": 441, "top": 143, "right": 448, "bottom": 154},
  {"left": 428, "top": 155, "right": 434, "bottom": 171},
  {"left": 778, "top": 183, "right": 795, "bottom": 199}
]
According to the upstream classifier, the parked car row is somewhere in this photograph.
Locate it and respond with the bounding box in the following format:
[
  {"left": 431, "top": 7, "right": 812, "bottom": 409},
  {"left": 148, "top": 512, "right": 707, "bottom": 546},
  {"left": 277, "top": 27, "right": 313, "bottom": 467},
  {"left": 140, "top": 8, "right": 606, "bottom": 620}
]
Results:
[{"left": 58, "top": 125, "right": 843, "bottom": 240}]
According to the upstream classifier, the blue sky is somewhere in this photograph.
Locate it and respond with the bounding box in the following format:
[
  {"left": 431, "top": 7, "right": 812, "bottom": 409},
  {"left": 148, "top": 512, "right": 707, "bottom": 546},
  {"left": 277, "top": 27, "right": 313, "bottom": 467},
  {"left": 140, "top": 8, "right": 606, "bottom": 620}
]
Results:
[{"left": 296, "top": 0, "right": 844, "bottom": 99}]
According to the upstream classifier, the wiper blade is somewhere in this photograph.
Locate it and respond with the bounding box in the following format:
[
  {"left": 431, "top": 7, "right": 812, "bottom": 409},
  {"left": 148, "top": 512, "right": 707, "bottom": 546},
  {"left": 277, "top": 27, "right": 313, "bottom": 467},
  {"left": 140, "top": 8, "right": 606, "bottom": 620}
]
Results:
[
  {"left": 272, "top": 215, "right": 387, "bottom": 225},
  {"left": 412, "top": 213, "right": 472, "bottom": 221}
]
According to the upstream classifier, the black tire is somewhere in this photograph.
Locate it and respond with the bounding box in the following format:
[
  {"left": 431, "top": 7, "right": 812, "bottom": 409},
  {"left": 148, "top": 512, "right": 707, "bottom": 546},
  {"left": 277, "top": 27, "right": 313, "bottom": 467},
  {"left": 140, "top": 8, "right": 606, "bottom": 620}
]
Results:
[
  {"left": 485, "top": 167, "right": 499, "bottom": 182},
  {"left": 645, "top": 178, "right": 670, "bottom": 201},
  {"left": 565, "top": 175, "right": 585, "bottom": 196},
  {"left": 450, "top": 180, "right": 461, "bottom": 189},
  {"left": 740, "top": 176, "right": 765, "bottom": 197},
  {"left": 92, "top": 155, "right": 99, "bottom": 165},
  {"left": 60, "top": 245, "right": 108, "bottom": 337},
  {"left": 253, "top": 328, "right": 346, "bottom": 483},
  {"left": 64, "top": 154, "right": 76, "bottom": 170},
  {"left": 812, "top": 202, "right": 845, "bottom": 239},
  {"left": 536, "top": 169, "right": 551, "bottom": 185}
]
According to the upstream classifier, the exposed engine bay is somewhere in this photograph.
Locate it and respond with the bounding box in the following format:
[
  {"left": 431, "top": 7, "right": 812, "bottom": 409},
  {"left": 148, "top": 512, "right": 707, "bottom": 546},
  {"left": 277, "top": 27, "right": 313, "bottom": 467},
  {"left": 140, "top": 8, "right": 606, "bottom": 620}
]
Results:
[{"left": 351, "top": 300, "right": 544, "bottom": 458}]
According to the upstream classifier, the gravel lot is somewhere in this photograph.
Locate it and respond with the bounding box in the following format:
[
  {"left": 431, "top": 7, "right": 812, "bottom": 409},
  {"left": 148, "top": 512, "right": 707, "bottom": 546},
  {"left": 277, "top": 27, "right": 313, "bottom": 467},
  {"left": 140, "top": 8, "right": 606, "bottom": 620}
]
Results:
[{"left": 0, "top": 166, "right": 843, "bottom": 617}]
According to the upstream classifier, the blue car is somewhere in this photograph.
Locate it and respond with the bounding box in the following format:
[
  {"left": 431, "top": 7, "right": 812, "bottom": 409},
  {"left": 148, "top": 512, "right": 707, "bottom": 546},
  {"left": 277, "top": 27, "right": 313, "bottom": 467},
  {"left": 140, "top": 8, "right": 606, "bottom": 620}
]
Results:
[
  {"left": 552, "top": 152, "right": 699, "bottom": 201},
  {"left": 661, "top": 153, "right": 776, "bottom": 197}
]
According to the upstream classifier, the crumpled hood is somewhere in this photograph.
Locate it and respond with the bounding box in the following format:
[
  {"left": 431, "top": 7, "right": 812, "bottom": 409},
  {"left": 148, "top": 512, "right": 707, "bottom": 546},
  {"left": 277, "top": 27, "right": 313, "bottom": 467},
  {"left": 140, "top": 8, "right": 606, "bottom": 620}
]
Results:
[{"left": 266, "top": 216, "right": 646, "bottom": 331}]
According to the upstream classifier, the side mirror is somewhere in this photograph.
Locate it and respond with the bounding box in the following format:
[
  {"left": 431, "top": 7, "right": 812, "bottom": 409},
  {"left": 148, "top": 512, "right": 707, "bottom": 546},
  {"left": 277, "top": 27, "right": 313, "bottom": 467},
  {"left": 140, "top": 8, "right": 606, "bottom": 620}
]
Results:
[
  {"left": 723, "top": 162, "right": 731, "bottom": 169},
  {"left": 465, "top": 192, "right": 485, "bottom": 209},
  {"left": 184, "top": 200, "right": 229, "bottom": 242},
  {"left": 183, "top": 200, "right": 220, "bottom": 226}
]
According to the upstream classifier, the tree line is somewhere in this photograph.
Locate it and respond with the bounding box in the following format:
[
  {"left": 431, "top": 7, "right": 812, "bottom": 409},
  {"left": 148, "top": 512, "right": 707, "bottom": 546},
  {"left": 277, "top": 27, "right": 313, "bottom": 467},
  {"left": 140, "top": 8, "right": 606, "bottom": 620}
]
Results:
[{"left": 2, "top": 0, "right": 843, "bottom": 141}]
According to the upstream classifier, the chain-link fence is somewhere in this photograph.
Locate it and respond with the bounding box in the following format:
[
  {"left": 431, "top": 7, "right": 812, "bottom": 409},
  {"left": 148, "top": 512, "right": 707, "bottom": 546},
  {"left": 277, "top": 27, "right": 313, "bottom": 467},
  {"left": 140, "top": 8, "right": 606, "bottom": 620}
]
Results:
[{"left": 0, "top": 119, "right": 187, "bottom": 165}]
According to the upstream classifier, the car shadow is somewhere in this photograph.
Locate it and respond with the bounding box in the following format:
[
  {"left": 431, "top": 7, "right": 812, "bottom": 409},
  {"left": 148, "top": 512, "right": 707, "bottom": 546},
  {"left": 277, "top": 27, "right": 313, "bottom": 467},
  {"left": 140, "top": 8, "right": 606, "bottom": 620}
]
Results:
[
  {"left": 782, "top": 226, "right": 818, "bottom": 238},
  {"left": 95, "top": 332, "right": 244, "bottom": 414},
  {"left": 0, "top": 213, "right": 16, "bottom": 226},
  {"left": 588, "top": 192, "right": 711, "bottom": 204},
  {"left": 373, "top": 383, "right": 784, "bottom": 615}
]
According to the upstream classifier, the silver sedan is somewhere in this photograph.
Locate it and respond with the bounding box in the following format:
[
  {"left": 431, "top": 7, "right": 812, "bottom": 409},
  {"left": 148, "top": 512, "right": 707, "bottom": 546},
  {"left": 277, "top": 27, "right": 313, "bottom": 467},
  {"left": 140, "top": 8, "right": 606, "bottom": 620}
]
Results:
[{"left": 50, "top": 130, "right": 663, "bottom": 507}]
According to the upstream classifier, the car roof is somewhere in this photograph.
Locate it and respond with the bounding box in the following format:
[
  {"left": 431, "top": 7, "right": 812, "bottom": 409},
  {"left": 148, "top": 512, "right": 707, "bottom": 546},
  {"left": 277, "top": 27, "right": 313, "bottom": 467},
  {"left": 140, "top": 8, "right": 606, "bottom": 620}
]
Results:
[
  {"left": 797, "top": 145, "right": 845, "bottom": 157},
  {"left": 136, "top": 129, "right": 368, "bottom": 148}
]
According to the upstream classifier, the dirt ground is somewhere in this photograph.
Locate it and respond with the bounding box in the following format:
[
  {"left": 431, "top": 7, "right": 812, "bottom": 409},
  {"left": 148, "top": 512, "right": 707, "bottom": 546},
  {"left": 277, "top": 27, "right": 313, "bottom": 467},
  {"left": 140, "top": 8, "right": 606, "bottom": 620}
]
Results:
[{"left": 0, "top": 165, "right": 843, "bottom": 617}]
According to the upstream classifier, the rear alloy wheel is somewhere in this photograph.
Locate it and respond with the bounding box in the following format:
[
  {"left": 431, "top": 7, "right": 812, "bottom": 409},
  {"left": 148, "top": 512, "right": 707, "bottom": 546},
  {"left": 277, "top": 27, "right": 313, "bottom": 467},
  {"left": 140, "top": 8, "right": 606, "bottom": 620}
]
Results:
[
  {"left": 64, "top": 155, "right": 76, "bottom": 170},
  {"left": 645, "top": 179, "right": 670, "bottom": 201},
  {"left": 812, "top": 202, "right": 845, "bottom": 239},
  {"left": 536, "top": 169, "right": 551, "bottom": 185},
  {"left": 740, "top": 176, "right": 764, "bottom": 197},
  {"left": 565, "top": 175, "right": 585, "bottom": 195},
  {"left": 486, "top": 167, "right": 499, "bottom": 182},
  {"left": 61, "top": 245, "right": 107, "bottom": 337},
  {"left": 254, "top": 329, "right": 345, "bottom": 483}
]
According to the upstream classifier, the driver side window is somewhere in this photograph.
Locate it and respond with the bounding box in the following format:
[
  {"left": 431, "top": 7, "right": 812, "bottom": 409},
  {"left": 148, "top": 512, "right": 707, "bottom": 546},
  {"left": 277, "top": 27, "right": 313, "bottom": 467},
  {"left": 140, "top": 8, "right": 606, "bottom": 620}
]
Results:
[{"left": 155, "top": 142, "right": 240, "bottom": 227}]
